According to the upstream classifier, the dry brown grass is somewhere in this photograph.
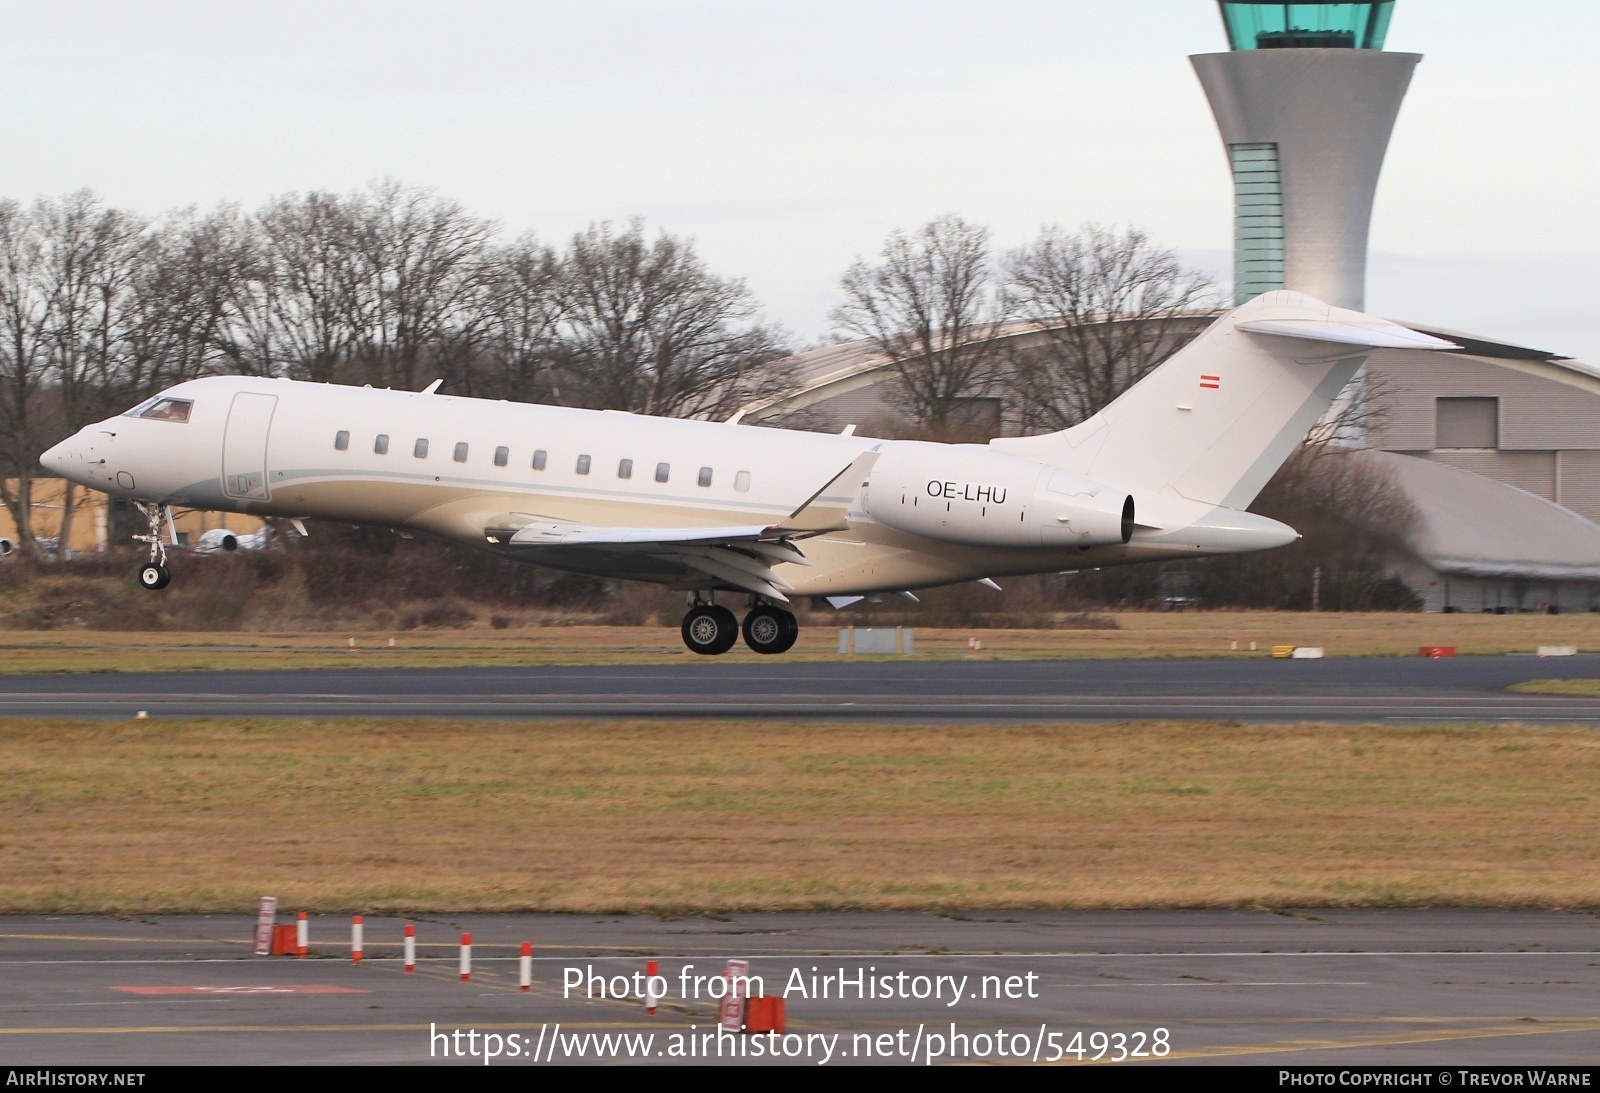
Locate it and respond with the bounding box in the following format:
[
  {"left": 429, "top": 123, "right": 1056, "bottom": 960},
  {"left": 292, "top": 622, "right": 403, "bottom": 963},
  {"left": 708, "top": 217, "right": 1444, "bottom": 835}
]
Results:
[
  {"left": 4, "top": 717, "right": 1598, "bottom": 914},
  {"left": 1, "top": 611, "right": 1597, "bottom": 672}
]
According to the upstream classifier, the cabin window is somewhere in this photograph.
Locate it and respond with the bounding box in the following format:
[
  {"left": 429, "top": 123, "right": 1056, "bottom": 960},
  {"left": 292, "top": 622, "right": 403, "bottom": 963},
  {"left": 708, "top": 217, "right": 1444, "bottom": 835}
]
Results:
[
  {"left": 655, "top": 462, "right": 670, "bottom": 483},
  {"left": 493, "top": 446, "right": 509, "bottom": 467},
  {"left": 698, "top": 466, "right": 713, "bottom": 487},
  {"left": 617, "top": 458, "right": 633, "bottom": 479},
  {"left": 374, "top": 434, "right": 389, "bottom": 455},
  {"left": 453, "top": 442, "right": 469, "bottom": 463},
  {"left": 334, "top": 430, "right": 349, "bottom": 451},
  {"left": 532, "top": 449, "right": 547, "bottom": 471},
  {"left": 576, "top": 454, "right": 591, "bottom": 475},
  {"left": 735, "top": 470, "right": 751, "bottom": 492},
  {"left": 414, "top": 438, "right": 429, "bottom": 458}
]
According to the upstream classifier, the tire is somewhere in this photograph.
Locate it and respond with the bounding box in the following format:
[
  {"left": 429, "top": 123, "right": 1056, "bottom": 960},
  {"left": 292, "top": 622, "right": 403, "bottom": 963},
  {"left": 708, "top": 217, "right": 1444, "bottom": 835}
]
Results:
[
  {"left": 742, "top": 605, "right": 799, "bottom": 655},
  {"left": 681, "top": 604, "right": 738, "bottom": 655},
  {"left": 138, "top": 563, "right": 171, "bottom": 591}
]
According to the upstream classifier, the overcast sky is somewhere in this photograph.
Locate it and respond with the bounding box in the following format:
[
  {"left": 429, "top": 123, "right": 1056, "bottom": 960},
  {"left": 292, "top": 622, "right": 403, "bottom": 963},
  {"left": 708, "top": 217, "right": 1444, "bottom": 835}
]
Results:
[{"left": 0, "top": 1, "right": 1594, "bottom": 359}]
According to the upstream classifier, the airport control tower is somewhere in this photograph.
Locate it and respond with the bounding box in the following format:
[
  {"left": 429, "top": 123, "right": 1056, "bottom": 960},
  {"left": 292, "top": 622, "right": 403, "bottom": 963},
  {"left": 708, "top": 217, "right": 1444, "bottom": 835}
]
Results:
[{"left": 1191, "top": 1, "right": 1420, "bottom": 309}]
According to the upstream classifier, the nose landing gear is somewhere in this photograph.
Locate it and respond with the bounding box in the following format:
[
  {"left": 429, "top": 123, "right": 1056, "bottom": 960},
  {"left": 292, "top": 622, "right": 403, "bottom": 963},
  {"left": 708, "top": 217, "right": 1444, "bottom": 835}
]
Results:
[{"left": 133, "top": 501, "right": 173, "bottom": 592}]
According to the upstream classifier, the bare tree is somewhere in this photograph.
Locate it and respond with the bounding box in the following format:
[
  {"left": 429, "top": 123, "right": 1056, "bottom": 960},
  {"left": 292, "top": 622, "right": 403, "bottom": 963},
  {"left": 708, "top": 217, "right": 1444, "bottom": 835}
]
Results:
[
  {"left": 32, "top": 192, "right": 149, "bottom": 557},
  {"left": 831, "top": 215, "right": 1005, "bottom": 434},
  {"left": 556, "top": 219, "right": 790, "bottom": 419},
  {"left": 244, "top": 190, "right": 370, "bottom": 383},
  {"left": 1193, "top": 443, "right": 1420, "bottom": 610},
  {"left": 349, "top": 180, "right": 494, "bottom": 391},
  {"left": 474, "top": 232, "right": 566, "bottom": 403},
  {"left": 0, "top": 198, "right": 55, "bottom": 556},
  {"left": 1001, "top": 224, "right": 1217, "bottom": 432},
  {"left": 126, "top": 205, "right": 264, "bottom": 392},
  {"left": 0, "top": 185, "right": 810, "bottom": 556},
  {"left": 33, "top": 192, "right": 148, "bottom": 431}
]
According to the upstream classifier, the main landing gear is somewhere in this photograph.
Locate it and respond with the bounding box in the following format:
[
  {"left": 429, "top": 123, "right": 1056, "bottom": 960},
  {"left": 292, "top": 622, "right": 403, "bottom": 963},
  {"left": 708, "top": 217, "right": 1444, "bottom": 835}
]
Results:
[
  {"left": 133, "top": 501, "right": 172, "bottom": 591},
  {"left": 681, "top": 597, "right": 799, "bottom": 656}
]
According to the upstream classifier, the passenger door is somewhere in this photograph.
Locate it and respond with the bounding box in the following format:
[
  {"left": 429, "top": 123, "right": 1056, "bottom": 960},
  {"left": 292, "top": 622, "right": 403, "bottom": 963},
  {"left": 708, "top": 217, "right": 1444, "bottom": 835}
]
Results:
[{"left": 221, "top": 392, "right": 277, "bottom": 501}]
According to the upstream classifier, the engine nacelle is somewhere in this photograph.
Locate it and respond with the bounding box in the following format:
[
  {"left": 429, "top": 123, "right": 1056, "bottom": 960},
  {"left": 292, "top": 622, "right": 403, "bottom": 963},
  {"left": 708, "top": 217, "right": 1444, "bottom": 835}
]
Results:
[{"left": 861, "top": 441, "right": 1133, "bottom": 548}]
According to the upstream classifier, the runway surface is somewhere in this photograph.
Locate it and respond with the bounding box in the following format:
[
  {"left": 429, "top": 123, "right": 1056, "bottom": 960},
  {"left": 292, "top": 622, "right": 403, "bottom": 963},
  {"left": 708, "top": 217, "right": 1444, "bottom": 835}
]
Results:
[
  {"left": 3, "top": 910, "right": 1598, "bottom": 1065},
  {"left": 4, "top": 654, "right": 1600, "bottom": 722}
]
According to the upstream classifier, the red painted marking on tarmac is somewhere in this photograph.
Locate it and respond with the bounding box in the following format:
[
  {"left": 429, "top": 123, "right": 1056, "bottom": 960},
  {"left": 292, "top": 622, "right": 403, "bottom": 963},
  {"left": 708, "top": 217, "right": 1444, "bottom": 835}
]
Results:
[{"left": 113, "top": 984, "right": 368, "bottom": 995}]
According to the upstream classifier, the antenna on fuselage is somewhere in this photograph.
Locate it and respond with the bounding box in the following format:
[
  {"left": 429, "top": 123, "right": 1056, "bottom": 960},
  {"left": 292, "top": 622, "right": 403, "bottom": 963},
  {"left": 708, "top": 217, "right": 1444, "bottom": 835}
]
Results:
[{"left": 420, "top": 379, "right": 443, "bottom": 395}]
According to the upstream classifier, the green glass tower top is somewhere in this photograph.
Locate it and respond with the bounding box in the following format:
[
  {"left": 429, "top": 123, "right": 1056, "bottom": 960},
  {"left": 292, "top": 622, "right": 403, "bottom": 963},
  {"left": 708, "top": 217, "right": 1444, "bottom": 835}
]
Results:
[{"left": 1218, "top": 2, "right": 1393, "bottom": 50}]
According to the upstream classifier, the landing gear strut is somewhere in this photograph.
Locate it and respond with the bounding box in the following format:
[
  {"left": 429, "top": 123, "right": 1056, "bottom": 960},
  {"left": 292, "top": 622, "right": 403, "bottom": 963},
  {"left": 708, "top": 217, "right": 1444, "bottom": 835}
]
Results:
[{"left": 133, "top": 501, "right": 172, "bottom": 591}]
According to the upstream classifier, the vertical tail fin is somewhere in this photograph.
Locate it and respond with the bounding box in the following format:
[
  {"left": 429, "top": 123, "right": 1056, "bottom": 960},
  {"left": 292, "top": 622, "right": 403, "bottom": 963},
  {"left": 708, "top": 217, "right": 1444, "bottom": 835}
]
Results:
[{"left": 989, "top": 291, "right": 1453, "bottom": 509}]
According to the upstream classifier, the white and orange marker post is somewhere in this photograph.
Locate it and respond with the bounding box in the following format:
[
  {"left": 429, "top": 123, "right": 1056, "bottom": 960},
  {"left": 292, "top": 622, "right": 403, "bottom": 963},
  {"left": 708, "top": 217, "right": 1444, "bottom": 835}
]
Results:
[
  {"left": 719, "top": 959, "right": 750, "bottom": 1032},
  {"left": 459, "top": 933, "right": 472, "bottom": 983},
  {"left": 646, "top": 960, "right": 661, "bottom": 1015},
  {"left": 252, "top": 896, "right": 277, "bottom": 957},
  {"left": 351, "top": 915, "right": 364, "bottom": 963},
  {"left": 404, "top": 924, "right": 416, "bottom": 974},
  {"left": 519, "top": 943, "right": 532, "bottom": 992},
  {"left": 296, "top": 911, "right": 308, "bottom": 959}
]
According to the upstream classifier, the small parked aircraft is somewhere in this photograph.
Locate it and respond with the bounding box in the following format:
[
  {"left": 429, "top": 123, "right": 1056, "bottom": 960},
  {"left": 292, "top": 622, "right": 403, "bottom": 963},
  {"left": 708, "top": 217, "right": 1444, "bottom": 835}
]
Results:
[{"left": 39, "top": 291, "right": 1451, "bottom": 654}]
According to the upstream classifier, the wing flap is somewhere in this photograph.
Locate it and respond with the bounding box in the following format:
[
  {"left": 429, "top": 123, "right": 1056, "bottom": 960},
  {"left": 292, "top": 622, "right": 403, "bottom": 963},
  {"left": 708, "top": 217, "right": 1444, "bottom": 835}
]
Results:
[
  {"left": 492, "top": 517, "right": 806, "bottom": 601},
  {"left": 504, "top": 520, "right": 779, "bottom": 548}
]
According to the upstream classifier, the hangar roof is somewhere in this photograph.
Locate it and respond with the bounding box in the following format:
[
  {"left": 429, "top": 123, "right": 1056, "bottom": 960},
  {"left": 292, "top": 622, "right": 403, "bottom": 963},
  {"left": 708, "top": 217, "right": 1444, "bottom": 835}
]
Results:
[
  {"left": 1363, "top": 450, "right": 1600, "bottom": 581},
  {"left": 737, "top": 314, "right": 1595, "bottom": 423}
]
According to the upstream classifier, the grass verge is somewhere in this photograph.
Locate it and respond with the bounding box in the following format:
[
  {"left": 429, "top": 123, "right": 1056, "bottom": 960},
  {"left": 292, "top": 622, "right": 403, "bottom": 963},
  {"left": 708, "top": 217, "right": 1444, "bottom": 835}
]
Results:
[
  {"left": 4, "top": 717, "right": 1598, "bottom": 914},
  {"left": 1509, "top": 679, "right": 1600, "bottom": 696},
  {"left": 1, "top": 611, "right": 1597, "bottom": 672}
]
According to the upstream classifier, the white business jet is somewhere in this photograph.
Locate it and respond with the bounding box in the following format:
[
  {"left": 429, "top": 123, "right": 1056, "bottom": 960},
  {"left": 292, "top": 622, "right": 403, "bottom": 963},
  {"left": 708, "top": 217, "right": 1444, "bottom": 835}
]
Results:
[{"left": 39, "top": 291, "right": 1450, "bottom": 655}]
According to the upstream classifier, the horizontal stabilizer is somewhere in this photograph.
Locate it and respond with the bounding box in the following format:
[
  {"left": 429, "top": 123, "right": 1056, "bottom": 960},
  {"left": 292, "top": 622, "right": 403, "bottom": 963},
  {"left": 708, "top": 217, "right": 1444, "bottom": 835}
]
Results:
[{"left": 1236, "top": 317, "right": 1457, "bottom": 351}]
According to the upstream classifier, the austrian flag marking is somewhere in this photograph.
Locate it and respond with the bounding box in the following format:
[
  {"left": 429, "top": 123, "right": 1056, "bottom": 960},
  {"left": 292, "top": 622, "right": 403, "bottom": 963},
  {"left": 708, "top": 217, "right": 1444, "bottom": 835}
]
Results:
[{"left": 1199, "top": 374, "right": 1221, "bottom": 389}]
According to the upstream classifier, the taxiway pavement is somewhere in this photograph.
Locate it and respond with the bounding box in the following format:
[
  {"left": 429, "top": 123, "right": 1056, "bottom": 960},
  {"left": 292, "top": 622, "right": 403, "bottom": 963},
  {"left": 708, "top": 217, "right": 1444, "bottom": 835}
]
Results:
[{"left": 2, "top": 910, "right": 1597, "bottom": 1065}]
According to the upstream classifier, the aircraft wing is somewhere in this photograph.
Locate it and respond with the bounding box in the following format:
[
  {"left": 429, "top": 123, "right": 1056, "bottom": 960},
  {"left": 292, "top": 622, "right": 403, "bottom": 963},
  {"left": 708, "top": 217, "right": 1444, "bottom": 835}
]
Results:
[
  {"left": 488, "top": 519, "right": 810, "bottom": 601},
  {"left": 482, "top": 449, "right": 879, "bottom": 601}
]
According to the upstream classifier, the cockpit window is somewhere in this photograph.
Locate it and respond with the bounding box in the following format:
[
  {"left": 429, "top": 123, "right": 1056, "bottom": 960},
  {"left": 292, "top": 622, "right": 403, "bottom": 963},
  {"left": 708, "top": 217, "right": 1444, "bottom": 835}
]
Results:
[{"left": 132, "top": 397, "right": 193, "bottom": 423}]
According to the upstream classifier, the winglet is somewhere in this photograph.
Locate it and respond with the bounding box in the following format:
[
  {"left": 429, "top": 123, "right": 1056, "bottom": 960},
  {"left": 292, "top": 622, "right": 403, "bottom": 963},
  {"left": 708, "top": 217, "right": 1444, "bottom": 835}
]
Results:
[{"left": 781, "top": 446, "right": 880, "bottom": 532}]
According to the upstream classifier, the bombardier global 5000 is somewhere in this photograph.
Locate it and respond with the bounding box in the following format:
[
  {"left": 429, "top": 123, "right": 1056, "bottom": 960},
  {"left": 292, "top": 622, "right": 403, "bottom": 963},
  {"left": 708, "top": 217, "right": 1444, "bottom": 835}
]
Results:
[{"left": 40, "top": 292, "right": 1451, "bottom": 655}]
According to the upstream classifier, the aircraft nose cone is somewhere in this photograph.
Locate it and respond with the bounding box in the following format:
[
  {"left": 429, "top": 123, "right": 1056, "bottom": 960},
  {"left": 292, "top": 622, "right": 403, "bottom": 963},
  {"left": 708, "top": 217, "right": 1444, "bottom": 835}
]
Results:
[{"left": 39, "top": 437, "right": 75, "bottom": 475}]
